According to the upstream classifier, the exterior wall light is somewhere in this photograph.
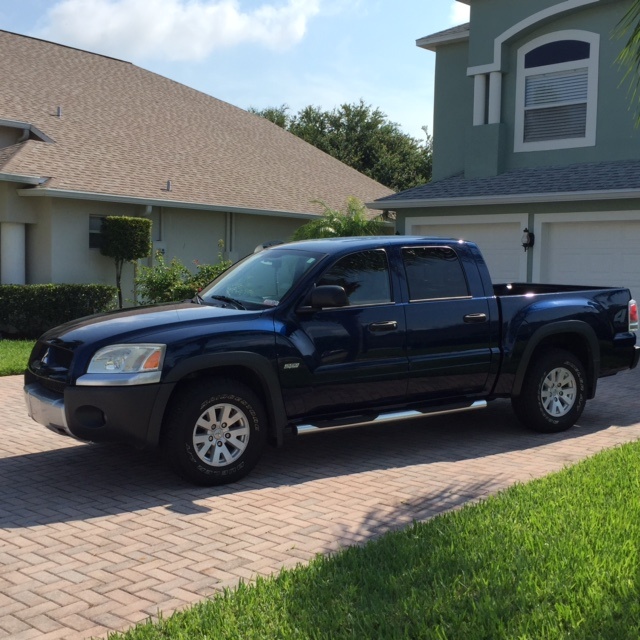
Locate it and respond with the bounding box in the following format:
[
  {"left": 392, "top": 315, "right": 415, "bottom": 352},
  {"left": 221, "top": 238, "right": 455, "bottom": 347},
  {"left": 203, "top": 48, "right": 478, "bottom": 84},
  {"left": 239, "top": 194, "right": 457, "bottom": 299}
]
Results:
[{"left": 521, "top": 228, "right": 535, "bottom": 252}]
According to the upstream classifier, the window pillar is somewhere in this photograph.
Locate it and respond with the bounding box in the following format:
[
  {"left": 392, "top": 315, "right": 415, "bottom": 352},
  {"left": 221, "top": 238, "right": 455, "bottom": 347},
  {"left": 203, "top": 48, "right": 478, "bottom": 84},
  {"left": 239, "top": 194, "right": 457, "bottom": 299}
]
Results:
[
  {"left": 1, "top": 221, "right": 26, "bottom": 284},
  {"left": 473, "top": 73, "right": 487, "bottom": 126},
  {"left": 488, "top": 71, "right": 503, "bottom": 124}
]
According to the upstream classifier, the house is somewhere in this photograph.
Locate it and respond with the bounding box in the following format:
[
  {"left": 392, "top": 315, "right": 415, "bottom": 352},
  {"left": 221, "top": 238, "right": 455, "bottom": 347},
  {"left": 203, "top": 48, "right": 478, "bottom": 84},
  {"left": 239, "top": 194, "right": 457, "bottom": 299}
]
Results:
[
  {"left": 371, "top": 0, "right": 640, "bottom": 299},
  {"left": 0, "top": 30, "right": 393, "bottom": 295}
]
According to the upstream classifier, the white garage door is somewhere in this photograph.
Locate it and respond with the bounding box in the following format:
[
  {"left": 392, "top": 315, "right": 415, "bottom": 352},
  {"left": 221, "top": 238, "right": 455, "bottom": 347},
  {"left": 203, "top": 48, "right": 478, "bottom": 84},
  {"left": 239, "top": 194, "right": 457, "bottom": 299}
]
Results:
[
  {"left": 409, "top": 218, "right": 527, "bottom": 283},
  {"left": 539, "top": 219, "right": 640, "bottom": 300}
]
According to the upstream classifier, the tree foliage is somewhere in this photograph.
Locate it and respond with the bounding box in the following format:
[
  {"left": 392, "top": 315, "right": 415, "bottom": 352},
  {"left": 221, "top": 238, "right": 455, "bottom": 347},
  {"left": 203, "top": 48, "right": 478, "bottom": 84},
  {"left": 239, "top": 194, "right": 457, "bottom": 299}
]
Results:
[
  {"left": 617, "top": 0, "right": 640, "bottom": 122},
  {"left": 135, "top": 244, "right": 232, "bottom": 304},
  {"left": 248, "top": 100, "right": 432, "bottom": 192},
  {"left": 100, "top": 216, "right": 152, "bottom": 308},
  {"left": 291, "top": 197, "right": 385, "bottom": 241}
]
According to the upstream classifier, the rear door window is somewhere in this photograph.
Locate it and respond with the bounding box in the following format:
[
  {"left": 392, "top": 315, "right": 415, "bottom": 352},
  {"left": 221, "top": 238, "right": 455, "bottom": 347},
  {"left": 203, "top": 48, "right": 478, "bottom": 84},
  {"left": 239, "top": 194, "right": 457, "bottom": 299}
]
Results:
[{"left": 402, "top": 247, "right": 469, "bottom": 301}]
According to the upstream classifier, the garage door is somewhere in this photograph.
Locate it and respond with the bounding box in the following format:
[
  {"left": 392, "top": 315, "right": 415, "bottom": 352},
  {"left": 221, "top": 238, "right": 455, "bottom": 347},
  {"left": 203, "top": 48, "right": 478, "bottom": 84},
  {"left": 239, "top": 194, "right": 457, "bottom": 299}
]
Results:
[
  {"left": 409, "top": 219, "right": 527, "bottom": 283},
  {"left": 539, "top": 219, "right": 640, "bottom": 300}
]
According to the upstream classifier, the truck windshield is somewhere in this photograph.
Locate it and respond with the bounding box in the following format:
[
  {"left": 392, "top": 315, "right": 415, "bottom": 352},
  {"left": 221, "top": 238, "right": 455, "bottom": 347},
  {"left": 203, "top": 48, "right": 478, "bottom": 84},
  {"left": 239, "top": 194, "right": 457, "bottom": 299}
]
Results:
[{"left": 199, "top": 248, "right": 323, "bottom": 309}]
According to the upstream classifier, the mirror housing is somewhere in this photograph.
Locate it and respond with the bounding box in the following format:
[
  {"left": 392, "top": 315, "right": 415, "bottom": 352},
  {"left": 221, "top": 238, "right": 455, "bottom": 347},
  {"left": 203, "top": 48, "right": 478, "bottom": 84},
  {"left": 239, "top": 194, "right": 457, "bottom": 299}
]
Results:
[{"left": 309, "top": 285, "right": 349, "bottom": 309}]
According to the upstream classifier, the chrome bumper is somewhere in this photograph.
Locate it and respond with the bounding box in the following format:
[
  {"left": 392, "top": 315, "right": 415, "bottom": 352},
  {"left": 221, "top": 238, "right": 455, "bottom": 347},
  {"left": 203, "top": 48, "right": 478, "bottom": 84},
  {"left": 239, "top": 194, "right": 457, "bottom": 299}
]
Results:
[{"left": 24, "top": 383, "right": 75, "bottom": 438}]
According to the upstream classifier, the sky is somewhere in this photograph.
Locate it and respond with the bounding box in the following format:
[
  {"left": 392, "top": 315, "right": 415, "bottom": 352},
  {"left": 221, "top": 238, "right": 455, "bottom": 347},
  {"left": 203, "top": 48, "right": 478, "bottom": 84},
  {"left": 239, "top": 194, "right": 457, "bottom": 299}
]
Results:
[{"left": 0, "top": 0, "right": 470, "bottom": 141}]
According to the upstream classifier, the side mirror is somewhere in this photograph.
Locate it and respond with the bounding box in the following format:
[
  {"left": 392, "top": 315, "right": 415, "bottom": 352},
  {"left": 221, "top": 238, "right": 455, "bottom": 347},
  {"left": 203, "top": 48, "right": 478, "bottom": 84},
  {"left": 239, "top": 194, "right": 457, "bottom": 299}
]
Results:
[{"left": 309, "top": 285, "right": 349, "bottom": 309}]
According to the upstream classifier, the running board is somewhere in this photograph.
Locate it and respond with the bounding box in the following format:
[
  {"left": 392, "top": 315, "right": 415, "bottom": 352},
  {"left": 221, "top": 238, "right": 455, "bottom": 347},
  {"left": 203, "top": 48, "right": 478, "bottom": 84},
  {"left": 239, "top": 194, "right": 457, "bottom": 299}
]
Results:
[{"left": 294, "top": 400, "right": 487, "bottom": 435}]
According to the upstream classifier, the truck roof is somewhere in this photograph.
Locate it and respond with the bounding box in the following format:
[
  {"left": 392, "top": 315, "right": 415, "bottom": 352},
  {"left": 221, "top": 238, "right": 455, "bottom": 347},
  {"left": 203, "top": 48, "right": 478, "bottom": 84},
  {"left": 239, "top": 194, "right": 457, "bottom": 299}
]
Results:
[{"left": 272, "top": 236, "right": 465, "bottom": 254}]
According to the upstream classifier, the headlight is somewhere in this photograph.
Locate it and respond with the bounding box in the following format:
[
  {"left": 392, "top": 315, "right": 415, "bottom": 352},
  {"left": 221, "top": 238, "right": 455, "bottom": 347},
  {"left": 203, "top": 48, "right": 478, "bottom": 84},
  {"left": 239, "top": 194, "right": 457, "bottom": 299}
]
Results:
[{"left": 87, "top": 344, "right": 166, "bottom": 375}]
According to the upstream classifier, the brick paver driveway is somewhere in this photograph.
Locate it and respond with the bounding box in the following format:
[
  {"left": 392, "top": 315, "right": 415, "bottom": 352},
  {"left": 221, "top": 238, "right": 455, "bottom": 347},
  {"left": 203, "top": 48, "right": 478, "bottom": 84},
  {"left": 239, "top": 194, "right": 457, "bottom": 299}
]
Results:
[{"left": 1, "top": 368, "right": 640, "bottom": 639}]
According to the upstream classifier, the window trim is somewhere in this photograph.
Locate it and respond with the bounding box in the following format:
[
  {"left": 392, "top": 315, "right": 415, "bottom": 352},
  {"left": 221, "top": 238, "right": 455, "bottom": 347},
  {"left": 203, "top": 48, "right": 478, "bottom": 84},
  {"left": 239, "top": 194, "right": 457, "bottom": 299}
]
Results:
[
  {"left": 315, "top": 248, "right": 393, "bottom": 308},
  {"left": 89, "top": 215, "right": 105, "bottom": 250},
  {"left": 514, "top": 30, "right": 599, "bottom": 153},
  {"left": 401, "top": 245, "right": 471, "bottom": 302}
]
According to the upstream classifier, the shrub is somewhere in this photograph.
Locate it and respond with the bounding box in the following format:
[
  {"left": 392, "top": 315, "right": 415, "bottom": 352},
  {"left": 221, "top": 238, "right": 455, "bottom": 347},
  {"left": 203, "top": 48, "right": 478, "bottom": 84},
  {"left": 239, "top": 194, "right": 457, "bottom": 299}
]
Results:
[
  {"left": 0, "top": 284, "right": 117, "bottom": 339},
  {"left": 101, "top": 216, "right": 152, "bottom": 308},
  {"left": 136, "top": 248, "right": 232, "bottom": 304}
]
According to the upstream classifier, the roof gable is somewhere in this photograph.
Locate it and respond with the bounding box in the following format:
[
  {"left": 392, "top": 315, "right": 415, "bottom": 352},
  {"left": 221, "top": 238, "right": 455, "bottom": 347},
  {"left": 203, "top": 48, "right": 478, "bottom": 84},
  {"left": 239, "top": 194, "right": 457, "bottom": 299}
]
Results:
[{"left": 0, "top": 30, "right": 393, "bottom": 215}]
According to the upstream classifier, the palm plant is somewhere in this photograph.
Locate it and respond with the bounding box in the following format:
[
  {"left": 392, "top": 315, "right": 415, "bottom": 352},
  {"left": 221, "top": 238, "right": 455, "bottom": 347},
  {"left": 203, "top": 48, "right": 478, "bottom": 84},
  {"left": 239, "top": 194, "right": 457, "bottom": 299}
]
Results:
[
  {"left": 616, "top": 0, "right": 640, "bottom": 120},
  {"left": 292, "top": 197, "right": 384, "bottom": 241}
]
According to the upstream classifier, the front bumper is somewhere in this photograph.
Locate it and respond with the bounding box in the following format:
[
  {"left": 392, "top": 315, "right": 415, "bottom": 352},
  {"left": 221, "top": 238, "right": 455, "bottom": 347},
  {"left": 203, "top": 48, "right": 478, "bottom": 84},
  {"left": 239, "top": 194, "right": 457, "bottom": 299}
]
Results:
[
  {"left": 24, "top": 380, "right": 169, "bottom": 447},
  {"left": 24, "top": 383, "right": 76, "bottom": 439}
]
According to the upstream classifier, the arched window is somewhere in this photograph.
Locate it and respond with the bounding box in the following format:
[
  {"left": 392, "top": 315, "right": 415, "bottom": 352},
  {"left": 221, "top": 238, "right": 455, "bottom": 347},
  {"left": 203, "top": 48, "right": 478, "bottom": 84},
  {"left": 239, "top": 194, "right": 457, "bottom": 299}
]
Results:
[{"left": 515, "top": 31, "right": 599, "bottom": 152}]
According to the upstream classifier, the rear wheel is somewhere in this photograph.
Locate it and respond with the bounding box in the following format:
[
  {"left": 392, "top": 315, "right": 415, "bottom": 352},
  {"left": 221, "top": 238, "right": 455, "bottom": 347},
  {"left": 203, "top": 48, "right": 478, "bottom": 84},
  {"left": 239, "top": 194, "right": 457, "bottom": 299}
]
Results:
[
  {"left": 162, "top": 379, "right": 267, "bottom": 485},
  {"left": 512, "top": 349, "right": 587, "bottom": 433}
]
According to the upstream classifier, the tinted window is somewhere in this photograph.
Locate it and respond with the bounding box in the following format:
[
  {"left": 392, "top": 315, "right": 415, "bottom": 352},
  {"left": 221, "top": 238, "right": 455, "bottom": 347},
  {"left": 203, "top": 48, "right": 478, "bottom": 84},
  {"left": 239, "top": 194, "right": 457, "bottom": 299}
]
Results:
[
  {"left": 525, "top": 40, "right": 590, "bottom": 69},
  {"left": 318, "top": 250, "right": 391, "bottom": 305},
  {"left": 402, "top": 247, "right": 469, "bottom": 300}
]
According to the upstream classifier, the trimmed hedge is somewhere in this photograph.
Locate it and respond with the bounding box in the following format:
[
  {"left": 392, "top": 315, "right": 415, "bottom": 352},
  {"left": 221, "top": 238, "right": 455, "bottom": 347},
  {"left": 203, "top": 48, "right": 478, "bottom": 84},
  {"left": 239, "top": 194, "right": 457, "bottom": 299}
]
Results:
[{"left": 0, "top": 284, "right": 117, "bottom": 339}]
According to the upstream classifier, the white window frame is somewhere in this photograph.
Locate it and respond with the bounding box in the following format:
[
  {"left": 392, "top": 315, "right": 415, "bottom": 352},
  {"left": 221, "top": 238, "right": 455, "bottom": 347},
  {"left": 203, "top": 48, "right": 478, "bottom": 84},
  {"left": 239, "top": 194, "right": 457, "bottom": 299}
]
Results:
[{"left": 514, "top": 30, "right": 599, "bottom": 153}]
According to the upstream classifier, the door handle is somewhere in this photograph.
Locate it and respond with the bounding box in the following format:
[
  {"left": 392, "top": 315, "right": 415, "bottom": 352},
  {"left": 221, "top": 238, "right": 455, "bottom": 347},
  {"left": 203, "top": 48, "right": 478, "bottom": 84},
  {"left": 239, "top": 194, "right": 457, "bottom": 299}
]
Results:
[
  {"left": 369, "top": 321, "right": 398, "bottom": 332},
  {"left": 463, "top": 313, "right": 487, "bottom": 323}
]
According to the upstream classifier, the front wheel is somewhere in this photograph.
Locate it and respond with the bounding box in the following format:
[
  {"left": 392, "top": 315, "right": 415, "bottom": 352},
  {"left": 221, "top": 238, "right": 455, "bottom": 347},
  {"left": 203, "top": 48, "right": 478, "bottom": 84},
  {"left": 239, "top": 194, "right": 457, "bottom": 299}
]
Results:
[
  {"left": 512, "top": 349, "right": 587, "bottom": 433},
  {"left": 162, "top": 379, "right": 267, "bottom": 485}
]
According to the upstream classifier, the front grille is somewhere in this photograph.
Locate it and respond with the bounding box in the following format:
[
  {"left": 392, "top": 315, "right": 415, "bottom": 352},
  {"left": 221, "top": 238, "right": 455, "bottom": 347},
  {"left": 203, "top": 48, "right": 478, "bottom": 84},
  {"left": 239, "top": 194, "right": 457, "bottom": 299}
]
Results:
[
  {"left": 27, "top": 339, "right": 75, "bottom": 392},
  {"left": 37, "top": 376, "right": 67, "bottom": 394}
]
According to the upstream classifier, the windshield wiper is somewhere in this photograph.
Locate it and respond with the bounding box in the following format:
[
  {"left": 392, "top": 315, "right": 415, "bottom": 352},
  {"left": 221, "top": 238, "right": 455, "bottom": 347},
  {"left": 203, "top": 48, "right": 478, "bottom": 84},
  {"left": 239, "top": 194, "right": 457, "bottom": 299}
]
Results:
[{"left": 206, "top": 295, "right": 246, "bottom": 310}]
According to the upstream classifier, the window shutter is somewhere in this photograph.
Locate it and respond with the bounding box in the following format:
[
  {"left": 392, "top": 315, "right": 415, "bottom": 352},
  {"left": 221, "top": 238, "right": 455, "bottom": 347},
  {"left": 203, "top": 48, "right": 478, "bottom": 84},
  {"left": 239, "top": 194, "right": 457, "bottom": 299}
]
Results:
[{"left": 524, "top": 68, "right": 588, "bottom": 142}]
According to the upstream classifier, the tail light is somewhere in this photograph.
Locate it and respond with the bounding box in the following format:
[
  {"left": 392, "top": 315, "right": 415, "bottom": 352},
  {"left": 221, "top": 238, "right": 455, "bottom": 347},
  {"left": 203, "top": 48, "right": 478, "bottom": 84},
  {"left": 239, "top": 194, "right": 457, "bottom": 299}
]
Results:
[{"left": 630, "top": 299, "right": 639, "bottom": 332}]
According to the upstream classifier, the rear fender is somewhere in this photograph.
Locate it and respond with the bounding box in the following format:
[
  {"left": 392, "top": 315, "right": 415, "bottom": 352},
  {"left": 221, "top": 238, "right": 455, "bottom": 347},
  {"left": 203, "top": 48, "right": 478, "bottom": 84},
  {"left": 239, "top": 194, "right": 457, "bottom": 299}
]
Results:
[{"left": 512, "top": 321, "right": 600, "bottom": 399}]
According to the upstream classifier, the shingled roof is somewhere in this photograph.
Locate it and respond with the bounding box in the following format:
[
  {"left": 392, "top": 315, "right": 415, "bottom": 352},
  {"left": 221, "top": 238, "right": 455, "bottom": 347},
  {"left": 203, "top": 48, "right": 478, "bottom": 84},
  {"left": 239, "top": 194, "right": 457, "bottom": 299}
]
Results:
[
  {"left": 417, "top": 23, "right": 470, "bottom": 51},
  {"left": 0, "top": 30, "right": 393, "bottom": 216},
  {"left": 370, "top": 159, "right": 640, "bottom": 209}
]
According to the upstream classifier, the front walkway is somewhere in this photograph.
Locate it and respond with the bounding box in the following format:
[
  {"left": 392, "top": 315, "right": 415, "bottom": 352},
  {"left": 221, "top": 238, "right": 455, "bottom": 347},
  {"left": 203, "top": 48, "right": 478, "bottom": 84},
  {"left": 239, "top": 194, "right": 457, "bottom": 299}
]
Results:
[{"left": 1, "top": 368, "right": 639, "bottom": 639}]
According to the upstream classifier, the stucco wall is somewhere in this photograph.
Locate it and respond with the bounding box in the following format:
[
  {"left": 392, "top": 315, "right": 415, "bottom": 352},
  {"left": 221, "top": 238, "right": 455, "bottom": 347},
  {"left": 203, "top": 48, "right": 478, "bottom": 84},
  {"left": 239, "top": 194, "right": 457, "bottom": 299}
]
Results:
[
  {"left": 396, "top": 197, "right": 640, "bottom": 234},
  {"left": 40, "top": 198, "right": 308, "bottom": 302},
  {"left": 233, "top": 214, "right": 305, "bottom": 260},
  {"left": 501, "top": 2, "right": 639, "bottom": 171},
  {"left": 468, "top": 0, "right": 570, "bottom": 65},
  {"left": 432, "top": 0, "right": 637, "bottom": 179},
  {"left": 432, "top": 41, "right": 474, "bottom": 181}
]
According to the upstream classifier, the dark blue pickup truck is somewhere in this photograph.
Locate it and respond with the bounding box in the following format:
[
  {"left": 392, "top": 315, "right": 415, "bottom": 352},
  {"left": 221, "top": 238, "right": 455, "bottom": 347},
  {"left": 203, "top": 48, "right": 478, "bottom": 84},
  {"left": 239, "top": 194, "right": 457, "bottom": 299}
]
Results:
[{"left": 24, "top": 237, "right": 639, "bottom": 485}]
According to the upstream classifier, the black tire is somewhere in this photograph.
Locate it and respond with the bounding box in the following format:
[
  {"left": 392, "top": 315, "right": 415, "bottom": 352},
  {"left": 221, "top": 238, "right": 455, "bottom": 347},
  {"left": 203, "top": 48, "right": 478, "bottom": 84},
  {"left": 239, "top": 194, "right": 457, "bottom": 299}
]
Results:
[
  {"left": 512, "top": 349, "right": 587, "bottom": 433},
  {"left": 162, "top": 378, "right": 267, "bottom": 486}
]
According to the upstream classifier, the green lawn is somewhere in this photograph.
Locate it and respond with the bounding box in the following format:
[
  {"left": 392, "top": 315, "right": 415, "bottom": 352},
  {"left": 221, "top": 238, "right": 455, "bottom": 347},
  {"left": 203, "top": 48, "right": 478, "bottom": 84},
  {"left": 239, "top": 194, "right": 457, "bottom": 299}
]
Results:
[
  {"left": 109, "top": 441, "right": 640, "bottom": 640},
  {"left": 0, "top": 339, "right": 35, "bottom": 376}
]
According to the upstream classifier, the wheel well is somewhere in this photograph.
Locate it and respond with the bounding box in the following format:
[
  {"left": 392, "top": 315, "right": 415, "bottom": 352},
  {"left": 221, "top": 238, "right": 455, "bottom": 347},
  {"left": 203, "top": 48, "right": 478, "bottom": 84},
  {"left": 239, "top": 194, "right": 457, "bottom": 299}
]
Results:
[
  {"left": 516, "top": 332, "right": 597, "bottom": 397},
  {"left": 164, "top": 366, "right": 276, "bottom": 436},
  {"left": 533, "top": 334, "right": 590, "bottom": 370}
]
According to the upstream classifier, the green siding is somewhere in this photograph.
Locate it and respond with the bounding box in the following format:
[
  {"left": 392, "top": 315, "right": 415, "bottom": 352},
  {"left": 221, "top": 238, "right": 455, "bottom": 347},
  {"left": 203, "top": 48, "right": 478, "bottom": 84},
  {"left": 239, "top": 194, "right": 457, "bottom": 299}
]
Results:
[
  {"left": 396, "top": 197, "right": 640, "bottom": 235},
  {"left": 429, "top": 0, "right": 637, "bottom": 183},
  {"left": 468, "top": 0, "right": 565, "bottom": 66},
  {"left": 432, "top": 42, "right": 473, "bottom": 181},
  {"left": 502, "top": 2, "right": 640, "bottom": 170}
]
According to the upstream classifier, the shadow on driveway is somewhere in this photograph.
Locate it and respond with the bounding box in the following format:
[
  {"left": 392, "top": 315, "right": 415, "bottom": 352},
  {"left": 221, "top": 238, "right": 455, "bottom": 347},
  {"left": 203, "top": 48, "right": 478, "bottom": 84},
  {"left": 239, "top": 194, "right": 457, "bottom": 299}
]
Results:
[{"left": 2, "top": 366, "right": 638, "bottom": 530}]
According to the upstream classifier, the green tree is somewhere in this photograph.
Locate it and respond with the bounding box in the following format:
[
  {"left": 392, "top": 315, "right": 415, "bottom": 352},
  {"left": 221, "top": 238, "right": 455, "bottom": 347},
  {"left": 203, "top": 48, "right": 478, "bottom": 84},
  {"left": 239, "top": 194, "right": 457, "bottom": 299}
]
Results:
[
  {"left": 617, "top": 0, "right": 640, "bottom": 121},
  {"left": 292, "top": 197, "right": 384, "bottom": 241},
  {"left": 249, "top": 100, "right": 432, "bottom": 192},
  {"left": 247, "top": 104, "right": 291, "bottom": 129},
  {"left": 100, "top": 216, "right": 152, "bottom": 308}
]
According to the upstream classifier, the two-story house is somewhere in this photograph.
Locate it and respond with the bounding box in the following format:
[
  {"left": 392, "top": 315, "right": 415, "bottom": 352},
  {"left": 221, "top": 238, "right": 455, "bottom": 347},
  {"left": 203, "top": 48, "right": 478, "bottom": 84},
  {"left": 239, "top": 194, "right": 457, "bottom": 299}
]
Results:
[{"left": 372, "top": 0, "right": 640, "bottom": 298}]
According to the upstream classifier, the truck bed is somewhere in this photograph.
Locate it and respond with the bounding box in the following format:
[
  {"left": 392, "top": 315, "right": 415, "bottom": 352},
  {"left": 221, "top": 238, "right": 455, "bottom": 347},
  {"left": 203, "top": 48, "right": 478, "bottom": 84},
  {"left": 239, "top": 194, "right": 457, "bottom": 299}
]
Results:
[{"left": 493, "top": 282, "right": 622, "bottom": 296}]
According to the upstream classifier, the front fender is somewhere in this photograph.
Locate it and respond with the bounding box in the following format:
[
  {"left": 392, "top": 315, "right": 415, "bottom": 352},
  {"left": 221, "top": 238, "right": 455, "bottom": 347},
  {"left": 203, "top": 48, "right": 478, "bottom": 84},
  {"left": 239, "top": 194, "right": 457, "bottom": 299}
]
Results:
[{"left": 147, "top": 352, "right": 288, "bottom": 446}]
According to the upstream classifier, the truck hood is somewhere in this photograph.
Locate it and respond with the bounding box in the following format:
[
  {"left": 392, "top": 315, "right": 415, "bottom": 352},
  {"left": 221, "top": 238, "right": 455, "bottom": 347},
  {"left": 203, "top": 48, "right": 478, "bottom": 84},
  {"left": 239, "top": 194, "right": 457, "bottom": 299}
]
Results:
[{"left": 39, "top": 301, "right": 251, "bottom": 347}]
